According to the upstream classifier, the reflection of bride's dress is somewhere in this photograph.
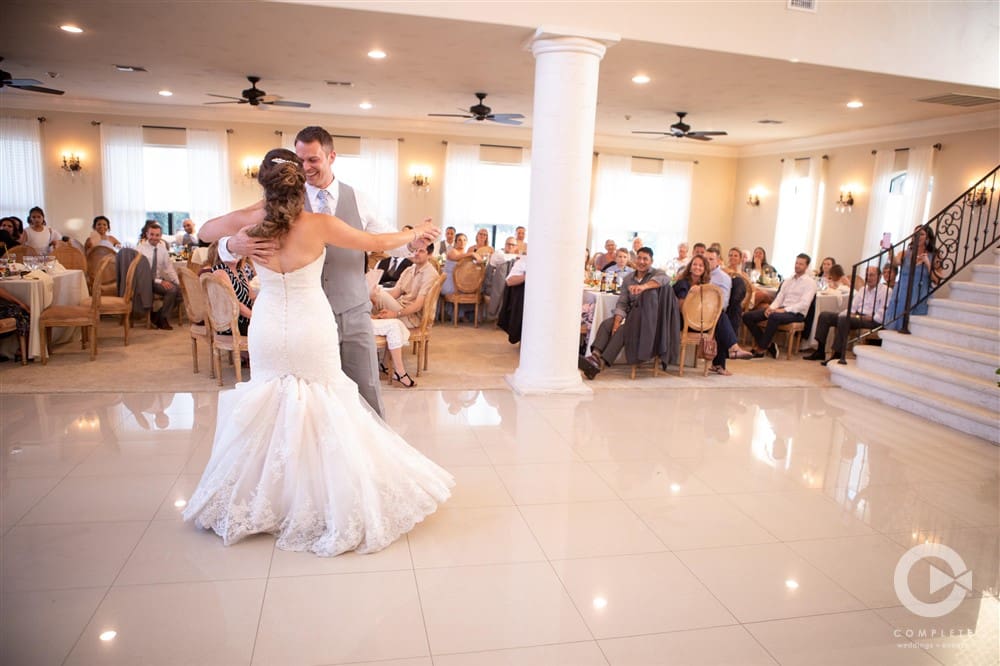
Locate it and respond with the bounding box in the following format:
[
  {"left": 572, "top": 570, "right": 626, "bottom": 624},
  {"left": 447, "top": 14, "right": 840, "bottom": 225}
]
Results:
[{"left": 183, "top": 250, "right": 453, "bottom": 556}]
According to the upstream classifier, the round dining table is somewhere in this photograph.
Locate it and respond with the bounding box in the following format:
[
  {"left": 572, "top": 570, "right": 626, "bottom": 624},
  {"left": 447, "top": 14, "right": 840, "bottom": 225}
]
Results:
[{"left": 1, "top": 269, "right": 88, "bottom": 359}]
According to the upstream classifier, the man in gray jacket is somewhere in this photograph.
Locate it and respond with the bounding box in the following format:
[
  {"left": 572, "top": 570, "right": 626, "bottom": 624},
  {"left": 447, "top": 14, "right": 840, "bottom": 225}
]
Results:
[{"left": 219, "top": 126, "right": 433, "bottom": 416}]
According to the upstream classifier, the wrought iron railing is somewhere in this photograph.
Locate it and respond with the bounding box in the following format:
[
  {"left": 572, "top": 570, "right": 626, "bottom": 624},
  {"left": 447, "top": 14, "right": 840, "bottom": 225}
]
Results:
[{"left": 836, "top": 164, "right": 999, "bottom": 364}]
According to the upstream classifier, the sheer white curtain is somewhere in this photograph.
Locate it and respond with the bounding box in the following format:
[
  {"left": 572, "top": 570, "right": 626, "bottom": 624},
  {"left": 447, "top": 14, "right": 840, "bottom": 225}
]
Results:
[
  {"left": 101, "top": 124, "right": 146, "bottom": 243},
  {"left": 591, "top": 153, "right": 632, "bottom": 246},
  {"left": 660, "top": 159, "right": 694, "bottom": 256},
  {"left": 358, "top": 137, "right": 398, "bottom": 228},
  {"left": 442, "top": 142, "right": 480, "bottom": 231},
  {"left": 186, "top": 129, "right": 231, "bottom": 228},
  {"left": 771, "top": 158, "right": 821, "bottom": 278},
  {"left": 862, "top": 149, "right": 897, "bottom": 259},
  {"left": 901, "top": 145, "right": 935, "bottom": 231},
  {"left": 0, "top": 116, "right": 45, "bottom": 219}
]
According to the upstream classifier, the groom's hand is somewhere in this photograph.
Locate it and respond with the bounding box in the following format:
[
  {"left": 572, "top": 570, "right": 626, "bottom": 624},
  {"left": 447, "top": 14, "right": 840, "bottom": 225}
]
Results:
[{"left": 227, "top": 225, "right": 278, "bottom": 262}]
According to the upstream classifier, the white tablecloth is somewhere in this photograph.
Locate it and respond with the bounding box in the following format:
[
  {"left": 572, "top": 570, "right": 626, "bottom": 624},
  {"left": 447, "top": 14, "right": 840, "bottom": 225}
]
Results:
[
  {"left": 806, "top": 290, "right": 847, "bottom": 350},
  {"left": 2, "top": 269, "right": 87, "bottom": 359}
]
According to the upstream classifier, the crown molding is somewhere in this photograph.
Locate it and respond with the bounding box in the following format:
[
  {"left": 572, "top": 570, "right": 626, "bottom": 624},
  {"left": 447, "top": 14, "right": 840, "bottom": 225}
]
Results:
[{"left": 737, "top": 109, "right": 1000, "bottom": 158}]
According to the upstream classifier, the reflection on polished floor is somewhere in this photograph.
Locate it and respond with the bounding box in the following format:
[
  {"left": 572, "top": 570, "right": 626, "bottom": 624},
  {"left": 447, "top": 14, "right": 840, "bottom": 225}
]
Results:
[{"left": 1, "top": 387, "right": 997, "bottom": 665}]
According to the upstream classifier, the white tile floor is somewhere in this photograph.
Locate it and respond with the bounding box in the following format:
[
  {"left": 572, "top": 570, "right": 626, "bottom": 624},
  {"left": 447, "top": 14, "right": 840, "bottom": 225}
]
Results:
[{"left": 1, "top": 387, "right": 997, "bottom": 665}]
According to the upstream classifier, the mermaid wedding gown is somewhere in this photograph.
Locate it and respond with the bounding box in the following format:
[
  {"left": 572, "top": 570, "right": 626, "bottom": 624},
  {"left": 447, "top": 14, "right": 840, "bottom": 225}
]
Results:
[{"left": 183, "top": 250, "right": 453, "bottom": 556}]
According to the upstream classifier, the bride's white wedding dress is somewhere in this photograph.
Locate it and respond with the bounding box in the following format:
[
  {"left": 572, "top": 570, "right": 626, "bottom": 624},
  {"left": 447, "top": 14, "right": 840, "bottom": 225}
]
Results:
[{"left": 183, "top": 250, "right": 453, "bottom": 556}]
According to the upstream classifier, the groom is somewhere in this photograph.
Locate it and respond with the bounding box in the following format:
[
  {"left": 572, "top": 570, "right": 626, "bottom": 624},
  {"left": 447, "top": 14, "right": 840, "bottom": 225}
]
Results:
[{"left": 220, "top": 126, "right": 432, "bottom": 417}]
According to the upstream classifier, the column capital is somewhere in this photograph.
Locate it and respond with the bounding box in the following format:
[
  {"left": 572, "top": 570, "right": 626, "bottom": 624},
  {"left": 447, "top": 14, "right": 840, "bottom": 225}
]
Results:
[{"left": 525, "top": 26, "right": 620, "bottom": 59}]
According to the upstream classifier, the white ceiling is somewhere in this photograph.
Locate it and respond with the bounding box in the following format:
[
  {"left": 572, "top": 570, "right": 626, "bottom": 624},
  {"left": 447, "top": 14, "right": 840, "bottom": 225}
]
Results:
[{"left": 2, "top": 0, "right": 998, "bottom": 152}]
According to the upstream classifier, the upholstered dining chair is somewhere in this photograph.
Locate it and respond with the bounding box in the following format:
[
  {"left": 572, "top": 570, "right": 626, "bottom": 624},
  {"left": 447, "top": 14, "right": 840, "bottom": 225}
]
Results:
[
  {"left": 0, "top": 317, "right": 28, "bottom": 365},
  {"left": 39, "top": 254, "right": 111, "bottom": 364},
  {"left": 83, "top": 252, "right": 141, "bottom": 345},
  {"left": 53, "top": 245, "right": 87, "bottom": 274},
  {"left": 678, "top": 284, "right": 725, "bottom": 377},
  {"left": 3, "top": 245, "right": 39, "bottom": 263},
  {"left": 85, "top": 245, "right": 118, "bottom": 296},
  {"left": 442, "top": 255, "right": 487, "bottom": 327},
  {"left": 177, "top": 266, "right": 213, "bottom": 377},
  {"left": 409, "top": 272, "right": 446, "bottom": 376},
  {"left": 201, "top": 271, "right": 248, "bottom": 386}
]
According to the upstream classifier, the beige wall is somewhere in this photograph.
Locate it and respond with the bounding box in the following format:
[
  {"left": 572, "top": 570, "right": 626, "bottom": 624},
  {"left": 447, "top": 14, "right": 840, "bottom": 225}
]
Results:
[
  {"left": 730, "top": 126, "right": 1000, "bottom": 268},
  {"left": 6, "top": 107, "right": 995, "bottom": 261}
]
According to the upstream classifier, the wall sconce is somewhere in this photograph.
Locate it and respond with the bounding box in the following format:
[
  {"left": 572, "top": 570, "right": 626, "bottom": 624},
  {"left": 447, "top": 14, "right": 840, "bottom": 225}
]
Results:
[
  {"left": 965, "top": 184, "right": 992, "bottom": 208},
  {"left": 61, "top": 153, "right": 82, "bottom": 174},
  {"left": 410, "top": 165, "right": 431, "bottom": 192},
  {"left": 746, "top": 188, "right": 761, "bottom": 207},
  {"left": 835, "top": 190, "right": 854, "bottom": 213},
  {"left": 243, "top": 157, "right": 260, "bottom": 180}
]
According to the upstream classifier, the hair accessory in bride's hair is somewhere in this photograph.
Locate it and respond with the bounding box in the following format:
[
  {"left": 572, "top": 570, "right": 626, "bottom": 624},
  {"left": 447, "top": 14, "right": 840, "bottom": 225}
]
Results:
[{"left": 270, "top": 157, "right": 295, "bottom": 165}]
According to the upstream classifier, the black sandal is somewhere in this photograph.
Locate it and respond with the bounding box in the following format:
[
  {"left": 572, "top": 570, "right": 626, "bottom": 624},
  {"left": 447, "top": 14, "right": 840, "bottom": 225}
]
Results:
[
  {"left": 392, "top": 371, "right": 416, "bottom": 388},
  {"left": 379, "top": 362, "right": 389, "bottom": 375}
]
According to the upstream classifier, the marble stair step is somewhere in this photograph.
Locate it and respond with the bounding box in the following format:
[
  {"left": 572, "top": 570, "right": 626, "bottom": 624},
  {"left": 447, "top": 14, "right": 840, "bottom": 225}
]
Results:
[
  {"left": 878, "top": 330, "right": 999, "bottom": 382},
  {"left": 907, "top": 316, "right": 998, "bottom": 355},
  {"left": 925, "top": 299, "right": 999, "bottom": 328},
  {"left": 947, "top": 281, "right": 1000, "bottom": 307}
]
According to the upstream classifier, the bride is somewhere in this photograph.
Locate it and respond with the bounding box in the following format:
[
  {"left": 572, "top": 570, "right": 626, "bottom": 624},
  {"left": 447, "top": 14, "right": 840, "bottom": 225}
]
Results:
[{"left": 183, "top": 149, "right": 453, "bottom": 556}]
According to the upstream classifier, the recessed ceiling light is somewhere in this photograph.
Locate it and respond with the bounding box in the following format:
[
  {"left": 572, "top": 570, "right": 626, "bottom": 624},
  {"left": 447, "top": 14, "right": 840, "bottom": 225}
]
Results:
[
  {"left": 359, "top": 102, "right": 373, "bottom": 110},
  {"left": 367, "top": 49, "right": 387, "bottom": 60},
  {"left": 631, "top": 74, "right": 651, "bottom": 84},
  {"left": 757, "top": 119, "right": 784, "bottom": 124},
  {"left": 115, "top": 65, "right": 147, "bottom": 73},
  {"left": 788, "top": 58, "right": 800, "bottom": 63},
  {"left": 60, "top": 24, "right": 83, "bottom": 33},
  {"left": 99, "top": 630, "right": 117, "bottom": 641},
  {"left": 785, "top": 579, "right": 800, "bottom": 589},
  {"left": 158, "top": 90, "right": 173, "bottom": 97},
  {"left": 326, "top": 80, "right": 354, "bottom": 87},
  {"left": 847, "top": 100, "right": 864, "bottom": 108}
]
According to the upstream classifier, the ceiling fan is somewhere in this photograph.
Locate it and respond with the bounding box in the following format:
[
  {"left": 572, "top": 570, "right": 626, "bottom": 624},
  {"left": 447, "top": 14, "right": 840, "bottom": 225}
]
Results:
[
  {"left": 428, "top": 92, "right": 524, "bottom": 125},
  {"left": 0, "top": 57, "right": 64, "bottom": 95},
  {"left": 205, "top": 75, "right": 310, "bottom": 109},
  {"left": 632, "top": 111, "right": 727, "bottom": 141}
]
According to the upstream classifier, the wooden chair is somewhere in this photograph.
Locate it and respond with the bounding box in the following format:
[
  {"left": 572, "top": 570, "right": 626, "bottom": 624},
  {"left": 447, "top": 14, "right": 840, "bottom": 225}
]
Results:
[
  {"left": 86, "top": 246, "right": 118, "bottom": 296},
  {"left": 201, "top": 272, "right": 248, "bottom": 386},
  {"left": 53, "top": 245, "right": 87, "bottom": 274},
  {"left": 677, "top": 284, "right": 724, "bottom": 376},
  {"left": 3, "top": 245, "right": 38, "bottom": 263},
  {"left": 0, "top": 318, "right": 27, "bottom": 365},
  {"left": 177, "top": 266, "right": 213, "bottom": 377},
  {"left": 757, "top": 320, "right": 805, "bottom": 360},
  {"left": 367, "top": 251, "right": 388, "bottom": 271},
  {"left": 83, "top": 252, "right": 141, "bottom": 345},
  {"left": 409, "top": 272, "right": 446, "bottom": 376},
  {"left": 442, "top": 255, "right": 487, "bottom": 327},
  {"left": 39, "top": 255, "right": 111, "bottom": 364}
]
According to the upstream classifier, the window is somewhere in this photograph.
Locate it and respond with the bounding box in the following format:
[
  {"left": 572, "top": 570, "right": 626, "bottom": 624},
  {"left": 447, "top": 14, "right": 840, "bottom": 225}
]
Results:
[
  {"left": 442, "top": 143, "right": 531, "bottom": 244},
  {"left": 143, "top": 145, "right": 190, "bottom": 237},
  {"left": 0, "top": 116, "right": 45, "bottom": 219}
]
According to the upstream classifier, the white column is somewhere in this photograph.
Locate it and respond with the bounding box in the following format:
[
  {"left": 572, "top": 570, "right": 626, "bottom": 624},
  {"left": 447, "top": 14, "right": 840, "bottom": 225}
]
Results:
[{"left": 508, "top": 27, "right": 619, "bottom": 395}]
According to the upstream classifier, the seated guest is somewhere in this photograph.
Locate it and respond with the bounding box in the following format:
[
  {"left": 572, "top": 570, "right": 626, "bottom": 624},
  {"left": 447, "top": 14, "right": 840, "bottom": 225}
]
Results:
[
  {"left": 435, "top": 226, "right": 457, "bottom": 256},
  {"left": 0, "top": 285, "right": 30, "bottom": 362},
  {"left": 822, "top": 263, "right": 851, "bottom": 292},
  {"left": 440, "top": 232, "right": 469, "bottom": 319},
  {"left": 706, "top": 248, "right": 731, "bottom": 304},
  {"left": 806, "top": 264, "right": 890, "bottom": 364},
  {"left": 743, "top": 253, "right": 817, "bottom": 359},
  {"left": 370, "top": 318, "right": 417, "bottom": 388},
  {"left": 139, "top": 219, "right": 158, "bottom": 243},
  {"left": 628, "top": 237, "right": 644, "bottom": 262},
  {"left": 207, "top": 241, "right": 256, "bottom": 336},
  {"left": 137, "top": 222, "right": 180, "bottom": 330},
  {"left": 816, "top": 256, "right": 836, "bottom": 285},
  {"left": 498, "top": 255, "right": 526, "bottom": 344},
  {"left": 708, "top": 242, "right": 723, "bottom": 256},
  {"left": 705, "top": 248, "right": 753, "bottom": 375},
  {"left": 514, "top": 225, "right": 528, "bottom": 255},
  {"left": 592, "top": 239, "right": 617, "bottom": 271},
  {"left": 726, "top": 247, "right": 747, "bottom": 278},
  {"left": 882, "top": 263, "right": 898, "bottom": 288},
  {"left": 663, "top": 242, "right": 690, "bottom": 279},
  {"left": 3, "top": 216, "right": 24, "bottom": 241},
  {"left": 506, "top": 255, "right": 526, "bottom": 286},
  {"left": 672, "top": 254, "right": 711, "bottom": 309},
  {"left": 371, "top": 243, "right": 437, "bottom": 329},
  {"left": 178, "top": 218, "right": 199, "bottom": 249},
  {"left": 744, "top": 246, "right": 777, "bottom": 284},
  {"left": 605, "top": 248, "right": 633, "bottom": 277},
  {"left": 21, "top": 206, "right": 61, "bottom": 254},
  {"left": 0, "top": 218, "right": 18, "bottom": 252},
  {"left": 490, "top": 236, "right": 521, "bottom": 267},
  {"left": 468, "top": 228, "right": 494, "bottom": 258},
  {"left": 581, "top": 246, "right": 665, "bottom": 375},
  {"left": 374, "top": 252, "right": 412, "bottom": 288},
  {"left": 691, "top": 242, "right": 707, "bottom": 257},
  {"left": 85, "top": 215, "right": 122, "bottom": 251}
]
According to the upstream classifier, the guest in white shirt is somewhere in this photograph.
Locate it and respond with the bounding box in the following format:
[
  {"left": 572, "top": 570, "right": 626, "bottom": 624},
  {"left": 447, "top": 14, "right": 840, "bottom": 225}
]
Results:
[
  {"left": 743, "top": 253, "right": 817, "bottom": 359},
  {"left": 506, "top": 255, "right": 527, "bottom": 286},
  {"left": 489, "top": 237, "right": 521, "bottom": 268},
  {"left": 663, "top": 242, "right": 690, "bottom": 279},
  {"left": 137, "top": 222, "right": 180, "bottom": 330},
  {"left": 705, "top": 248, "right": 732, "bottom": 304},
  {"left": 807, "top": 265, "right": 891, "bottom": 364},
  {"left": 21, "top": 207, "right": 61, "bottom": 254}
]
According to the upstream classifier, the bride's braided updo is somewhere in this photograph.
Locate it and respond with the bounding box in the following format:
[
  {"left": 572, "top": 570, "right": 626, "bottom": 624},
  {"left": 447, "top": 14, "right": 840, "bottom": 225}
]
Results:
[{"left": 248, "top": 148, "right": 305, "bottom": 240}]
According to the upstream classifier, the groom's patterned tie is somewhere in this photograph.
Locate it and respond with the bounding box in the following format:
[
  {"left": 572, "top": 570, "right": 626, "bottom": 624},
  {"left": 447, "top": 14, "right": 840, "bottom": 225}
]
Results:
[{"left": 316, "top": 188, "right": 333, "bottom": 215}]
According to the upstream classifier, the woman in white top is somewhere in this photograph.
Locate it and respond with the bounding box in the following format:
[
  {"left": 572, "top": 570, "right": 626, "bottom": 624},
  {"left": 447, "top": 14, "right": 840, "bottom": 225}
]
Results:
[{"left": 21, "top": 207, "right": 61, "bottom": 254}]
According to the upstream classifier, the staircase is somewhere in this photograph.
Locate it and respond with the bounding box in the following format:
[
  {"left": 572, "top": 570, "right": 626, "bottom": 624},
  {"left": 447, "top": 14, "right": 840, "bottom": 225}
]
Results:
[{"left": 829, "top": 248, "right": 1000, "bottom": 445}]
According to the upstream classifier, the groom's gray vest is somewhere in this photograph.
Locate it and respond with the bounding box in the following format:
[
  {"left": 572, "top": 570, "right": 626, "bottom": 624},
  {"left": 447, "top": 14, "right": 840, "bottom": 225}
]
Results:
[{"left": 305, "top": 180, "right": 369, "bottom": 315}]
